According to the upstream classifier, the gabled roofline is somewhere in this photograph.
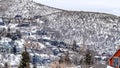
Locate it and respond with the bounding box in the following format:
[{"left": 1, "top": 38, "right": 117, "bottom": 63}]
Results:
[{"left": 109, "top": 49, "right": 120, "bottom": 60}]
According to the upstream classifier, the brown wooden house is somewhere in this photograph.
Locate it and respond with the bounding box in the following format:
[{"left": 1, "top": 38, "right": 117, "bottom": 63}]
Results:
[{"left": 109, "top": 49, "right": 120, "bottom": 68}]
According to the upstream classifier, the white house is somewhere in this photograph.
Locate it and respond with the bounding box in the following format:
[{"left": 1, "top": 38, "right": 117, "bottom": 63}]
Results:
[{"left": 0, "top": 18, "right": 3, "bottom": 22}]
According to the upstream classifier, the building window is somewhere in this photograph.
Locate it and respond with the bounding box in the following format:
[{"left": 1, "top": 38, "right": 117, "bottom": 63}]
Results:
[{"left": 114, "top": 57, "right": 118, "bottom": 67}]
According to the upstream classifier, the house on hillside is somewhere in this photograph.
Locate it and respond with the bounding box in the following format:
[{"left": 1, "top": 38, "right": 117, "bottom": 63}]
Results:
[
  {"left": 14, "top": 15, "right": 22, "bottom": 23},
  {"left": 34, "top": 15, "right": 42, "bottom": 19},
  {"left": 0, "top": 18, "right": 6, "bottom": 29},
  {"left": 0, "top": 18, "right": 3, "bottom": 22},
  {"left": 2, "top": 17, "right": 10, "bottom": 25},
  {"left": 33, "top": 15, "right": 44, "bottom": 23},
  {"left": 109, "top": 49, "right": 120, "bottom": 68},
  {"left": 0, "top": 18, "right": 5, "bottom": 26},
  {"left": 14, "top": 15, "right": 22, "bottom": 20}
]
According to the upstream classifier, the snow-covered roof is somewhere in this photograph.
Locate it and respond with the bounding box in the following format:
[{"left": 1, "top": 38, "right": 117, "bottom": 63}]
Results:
[
  {"left": 107, "top": 65, "right": 114, "bottom": 68},
  {"left": 8, "top": 54, "right": 21, "bottom": 66},
  {"left": 8, "top": 23, "right": 18, "bottom": 28},
  {"left": 0, "top": 37, "right": 12, "bottom": 43},
  {"left": 38, "top": 43, "right": 46, "bottom": 49},
  {"left": 0, "top": 18, "right": 3, "bottom": 22},
  {"left": 0, "top": 54, "right": 21, "bottom": 67},
  {"left": 15, "top": 39, "right": 25, "bottom": 48}
]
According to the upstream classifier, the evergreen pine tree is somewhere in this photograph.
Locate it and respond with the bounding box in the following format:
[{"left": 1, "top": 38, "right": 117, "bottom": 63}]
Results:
[
  {"left": 64, "top": 52, "right": 71, "bottom": 64},
  {"left": 59, "top": 51, "right": 71, "bottom": 64},
  {"left": 16, "top": 30, "right": 21, "bottom": 38},
  {"left": 19, "top": 47, "right": 30, "bottom": 68},
  {"left": 72, "top": 40, "right": 77, "bottom": 51},
  {"left": 32, "top": 55, "right": 37, "bottom": 68},
  {"left": 4, "top": 62, "right": 8, "bottom": 68},
  {"left": 84, "top": 50, "right": 93, "bottom": 65},
  {"left": 13, "top": 45, "right": 17, "bottom": 55},
  {"left": 0, "top": 36, "right": 1, "bottom": 40},
  {"left": 59, "top": 56, "right": 64, "bottom": 64}
]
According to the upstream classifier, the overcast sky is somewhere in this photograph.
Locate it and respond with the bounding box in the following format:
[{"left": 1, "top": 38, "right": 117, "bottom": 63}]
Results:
[{"left": 33, "top": 0, "right": 120, "bottom": 16}]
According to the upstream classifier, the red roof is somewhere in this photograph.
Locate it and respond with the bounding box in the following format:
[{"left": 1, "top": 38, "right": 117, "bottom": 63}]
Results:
[{"left": 110, "top": 49, "right": 120, "bottom": 60}]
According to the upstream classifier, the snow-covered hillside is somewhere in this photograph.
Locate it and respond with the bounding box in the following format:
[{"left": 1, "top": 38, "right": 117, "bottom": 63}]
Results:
[
  {"left": 0, "top": 0, "right": 120, "bottom": 55},
  {"left": 1, "top": 0, "right": 62, "bottom": 17},
  {"left": 39, "top": 11, "right": 120, "bottom": 54}
]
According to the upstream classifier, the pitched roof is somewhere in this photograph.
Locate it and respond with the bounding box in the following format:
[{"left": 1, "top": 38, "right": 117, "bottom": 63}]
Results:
[{"left": 109, "top": 49, "right": 120, "bottom": 60}]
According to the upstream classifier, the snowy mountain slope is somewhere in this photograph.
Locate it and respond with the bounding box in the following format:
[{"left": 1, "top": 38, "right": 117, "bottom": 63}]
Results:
[
  {"left": 2, "top": 0, "right": 62, "bottom": 17},
  {"left": 0, "top": 0, "right": 13, "bottom": 16},
  {"left": 1, "top": 0, "right": 120, "bottom": 54},
  {"left": 40, "top": 11, "right": 120, "bottom": 54}
]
